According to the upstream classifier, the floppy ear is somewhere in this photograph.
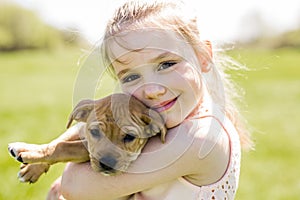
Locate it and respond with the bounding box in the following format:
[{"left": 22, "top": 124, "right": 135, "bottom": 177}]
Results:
[
  {"left": 141, "top": 110, "right": 167, "bottom": 143},
  {"left": 66, "top": 99, "right": 95, "bottom": 128}
]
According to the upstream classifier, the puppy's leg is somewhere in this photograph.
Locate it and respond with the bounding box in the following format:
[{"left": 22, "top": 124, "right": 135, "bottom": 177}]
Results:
[
  {"left": 9, "top": 142, "right": 51, "bottom": 163},
  {"left": 8, "top": 123, "right": 89, "bottom": 183},
  {"left": 18, "top": 163, "right": 50, "bottom": 183},
  {"left": 47, "top": 140, "right": 89, "bottom": 163},
  {"left": 8, "top": 123, "right": 86, "bottom": 164},
  {"left": 8, "top": 140, "right": 89, "bottom": 164},
  {"left": 12, "top": 140, "right": 89, "bottom": 183}
]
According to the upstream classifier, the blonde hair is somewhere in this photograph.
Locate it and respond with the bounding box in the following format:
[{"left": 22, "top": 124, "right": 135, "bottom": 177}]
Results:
[{"left": 101, "top": 0, "right": 253, "bottom": 150}]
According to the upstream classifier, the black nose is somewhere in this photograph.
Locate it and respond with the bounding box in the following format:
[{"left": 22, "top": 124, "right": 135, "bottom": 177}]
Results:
[{"left": 99, "top": 156, "right": 117, "bottom": 171}]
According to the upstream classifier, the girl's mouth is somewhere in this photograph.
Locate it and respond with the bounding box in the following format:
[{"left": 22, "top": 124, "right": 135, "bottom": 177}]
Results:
[{"left": 152, "top": 97, "right": 178, "bottom": 113}]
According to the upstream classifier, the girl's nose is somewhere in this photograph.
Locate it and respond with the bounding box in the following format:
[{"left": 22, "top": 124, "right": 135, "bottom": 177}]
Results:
[{"left": 143, "top": 84, "right": 166, "bottom": 99}]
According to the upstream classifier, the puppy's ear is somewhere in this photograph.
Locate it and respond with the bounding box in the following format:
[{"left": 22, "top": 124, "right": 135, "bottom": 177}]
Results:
[
  {"left": 66, "top": 99, "right": 95, "bottom": 128},
  {"left": 141, "top": 110, "right": 167, "bottom": 143}
]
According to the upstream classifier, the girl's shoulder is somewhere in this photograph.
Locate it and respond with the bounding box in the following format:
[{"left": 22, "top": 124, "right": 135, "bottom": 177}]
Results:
[{"left": 181, "top": 112, "right": 240, "bottom": 186}]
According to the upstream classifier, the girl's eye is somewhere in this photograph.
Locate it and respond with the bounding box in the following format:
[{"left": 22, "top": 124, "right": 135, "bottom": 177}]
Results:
[
  {"left": 122, "top": 74, "right": 140, "bottom": 83},
  {"left": 158, "top": 61, "right": 177, "bottom": 71}
]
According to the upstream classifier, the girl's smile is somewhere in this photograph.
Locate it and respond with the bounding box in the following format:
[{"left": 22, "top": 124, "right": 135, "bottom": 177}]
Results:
[
  {"left": 107, "top": 29, "right": 211, "bottom": 128},
  {"left": 151, "top": 96, "right": 178, "bottom": 113}
]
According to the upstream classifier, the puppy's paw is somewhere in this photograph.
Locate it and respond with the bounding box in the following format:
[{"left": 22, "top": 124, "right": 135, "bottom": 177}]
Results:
[
  {"left": 18, "top": 163, "right": 50, "bottom": 183},
  {"left": 8, "top": 142, "right": 27, "bottom": 162},
  {"left": 8, "top": 142, "right": 48, "bottom": 164}
]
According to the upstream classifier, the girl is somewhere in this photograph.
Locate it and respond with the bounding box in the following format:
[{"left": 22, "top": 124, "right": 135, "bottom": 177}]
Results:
[{"left": 49, "top": 0, "right": 253, "bottom": 199}]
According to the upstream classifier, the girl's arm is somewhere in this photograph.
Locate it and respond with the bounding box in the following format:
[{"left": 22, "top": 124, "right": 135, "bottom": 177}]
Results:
[{"left": 61, "top": 118, "right": 230, "bottom": 200}]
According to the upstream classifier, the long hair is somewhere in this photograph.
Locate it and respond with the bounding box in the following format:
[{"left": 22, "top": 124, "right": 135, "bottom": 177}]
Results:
[{"left": 101, "top": 0, "right": 253, "bottom": 150}]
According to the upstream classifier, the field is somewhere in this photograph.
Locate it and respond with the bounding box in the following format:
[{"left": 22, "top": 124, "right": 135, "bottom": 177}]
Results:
[{"left": 1, "top": 47, "right": 299, "bottom": 199}]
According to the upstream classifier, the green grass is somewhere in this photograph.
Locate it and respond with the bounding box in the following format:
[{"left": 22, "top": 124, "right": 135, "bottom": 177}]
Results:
[
  {"left": 0, "top": 48, "right": 83, "bottom": 199},
  {"left": 230, "top": 48, "right": 300, "bottom": 199},
  {"left": 1, "top": 47, "right": 299, "bottom": 199}
]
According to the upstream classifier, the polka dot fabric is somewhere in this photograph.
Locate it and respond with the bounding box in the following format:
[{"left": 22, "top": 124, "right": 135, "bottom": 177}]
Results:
[{"left": 197, "top": 117, "right": 241, "bottom": 200}]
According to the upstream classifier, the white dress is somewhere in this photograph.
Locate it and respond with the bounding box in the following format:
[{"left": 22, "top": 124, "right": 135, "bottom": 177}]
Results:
[{"left": 130, "top": 111, "right": 241, "bottom": 200}]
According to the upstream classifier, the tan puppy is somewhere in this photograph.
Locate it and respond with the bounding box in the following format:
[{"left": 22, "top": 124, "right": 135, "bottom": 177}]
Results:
[{"left": 8, "top": 93, "right": 166, "bottom": 183}]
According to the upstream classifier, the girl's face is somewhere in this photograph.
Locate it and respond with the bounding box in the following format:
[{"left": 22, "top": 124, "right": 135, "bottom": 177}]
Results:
[{"left": 108, "top": 29, "right": 211, "bottom": 128}]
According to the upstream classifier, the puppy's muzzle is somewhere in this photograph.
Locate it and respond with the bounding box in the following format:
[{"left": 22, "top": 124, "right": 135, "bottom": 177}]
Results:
[{"left": 99, "top": 156, "right": 117, "bottom": 172}]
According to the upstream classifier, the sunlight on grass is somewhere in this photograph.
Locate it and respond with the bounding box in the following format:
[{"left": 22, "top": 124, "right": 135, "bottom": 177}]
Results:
[
  {"left": 231, "top": 48, "right": 300, "bottom": 200},
  {"left": 0, "top": 48, "right": 83, "bottom": 200}
]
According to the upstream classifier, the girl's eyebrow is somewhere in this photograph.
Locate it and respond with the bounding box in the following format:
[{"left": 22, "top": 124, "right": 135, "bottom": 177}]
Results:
[
  {"left": 117, "top": 68, "right": 130, "bottom": 79},
  {"left": 149, "top": 51, "right": 175, "bottom": 62}
]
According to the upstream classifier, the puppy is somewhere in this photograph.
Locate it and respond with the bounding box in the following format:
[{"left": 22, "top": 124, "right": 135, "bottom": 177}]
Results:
[{"left": 8, "top": 93, "right": 166, "bottom": 183}]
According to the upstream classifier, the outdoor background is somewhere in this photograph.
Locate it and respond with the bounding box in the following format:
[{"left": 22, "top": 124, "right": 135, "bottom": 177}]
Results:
[{"left": 1, "top": 0, "right": 299, "bottom": 199}]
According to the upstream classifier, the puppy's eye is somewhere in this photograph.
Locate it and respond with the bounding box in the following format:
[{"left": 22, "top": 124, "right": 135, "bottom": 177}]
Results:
[
  {"left": 90, "top": 129, "right": 101, "bottom": 138},
  {"left": 123, "top": 134, "right": 136, "bottom": 143}
]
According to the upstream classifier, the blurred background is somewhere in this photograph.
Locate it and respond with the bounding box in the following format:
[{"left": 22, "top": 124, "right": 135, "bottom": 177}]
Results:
[{"left": 1, "top": 0, "right": 299, "bottom": 199}]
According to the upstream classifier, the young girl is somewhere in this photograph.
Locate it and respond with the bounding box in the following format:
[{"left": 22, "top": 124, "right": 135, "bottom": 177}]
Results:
[{"left": 48, "top": 0, "right": 253, "bottom": 199}]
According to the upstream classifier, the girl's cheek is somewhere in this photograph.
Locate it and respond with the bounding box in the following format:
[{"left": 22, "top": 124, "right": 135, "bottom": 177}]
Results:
[
  {"left": 121, "top": 85, "right": 131, "bottom": 94},
  {"left": 121, "top": 84, "right": 139, "bottom": 96}
]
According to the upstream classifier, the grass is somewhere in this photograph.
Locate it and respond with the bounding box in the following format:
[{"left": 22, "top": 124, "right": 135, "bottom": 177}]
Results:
[
  {"left": 0, "top": 48, "right": 83, "bottom": 199},
  {"left": 1, "top": 47, "right": 299, "bottom": 199},
  {"left": 230, "top": 48, "right": 300, "bottom": 199}
]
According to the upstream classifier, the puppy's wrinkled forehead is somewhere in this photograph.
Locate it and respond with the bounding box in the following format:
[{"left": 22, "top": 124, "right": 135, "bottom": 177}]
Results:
[{"left": 94, "top": 93, "right": 146, "bottom": 121}]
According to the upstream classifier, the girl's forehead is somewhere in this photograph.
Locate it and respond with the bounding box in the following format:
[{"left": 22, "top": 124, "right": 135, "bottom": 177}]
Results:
[{"left": 106, "top": 29, "right": 195, "bottom": 62}]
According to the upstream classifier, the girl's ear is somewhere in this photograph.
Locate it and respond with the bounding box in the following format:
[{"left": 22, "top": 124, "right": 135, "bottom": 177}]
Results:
[{"left": 195, "top": 40, "right": 213, "bottom": 73}]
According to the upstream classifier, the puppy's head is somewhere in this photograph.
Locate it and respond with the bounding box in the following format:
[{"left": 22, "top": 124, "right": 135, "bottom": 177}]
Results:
[{"left": 67, "top": 93, "right": 166, "bottom": 175}]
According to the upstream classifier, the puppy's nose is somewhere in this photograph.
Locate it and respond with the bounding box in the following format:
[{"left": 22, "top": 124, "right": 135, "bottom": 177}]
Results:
[{"left": 99, "top": 156, "right": 117, "bottom": 171}]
